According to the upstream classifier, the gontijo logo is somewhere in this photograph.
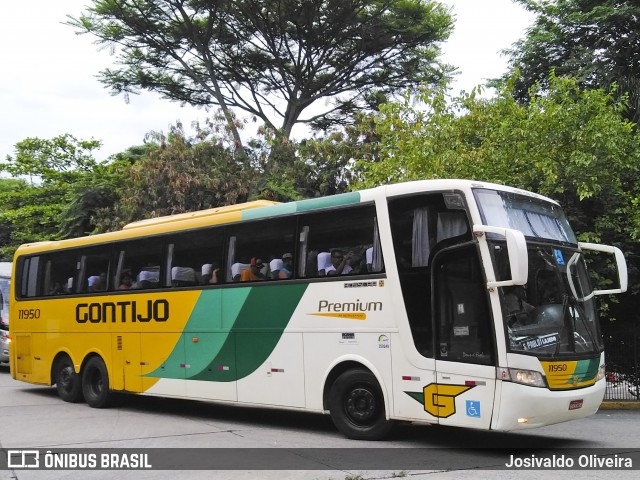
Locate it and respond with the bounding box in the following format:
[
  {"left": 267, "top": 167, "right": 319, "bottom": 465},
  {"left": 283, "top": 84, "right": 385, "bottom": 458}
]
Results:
[
  {"left": 76, "top": 300, "right": 169, "bottom": 323},
  {"left": 405, "top": 383, "right": 475, "bottom": 418},
  {"left": 309, "top": 299, "right": 382, "bottom": 320}
]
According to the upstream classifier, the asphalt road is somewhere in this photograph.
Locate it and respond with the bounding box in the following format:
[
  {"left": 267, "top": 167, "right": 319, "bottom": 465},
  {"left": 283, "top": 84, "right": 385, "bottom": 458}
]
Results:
[{"left": 1, "top": 364, "right": 638, "bottom": 480}]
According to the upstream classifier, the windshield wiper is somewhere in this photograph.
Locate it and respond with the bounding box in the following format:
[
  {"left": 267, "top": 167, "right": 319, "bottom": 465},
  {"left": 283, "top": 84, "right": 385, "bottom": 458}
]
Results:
[{"left": 554, "top": 294, "right": 571, "bottom": 358}]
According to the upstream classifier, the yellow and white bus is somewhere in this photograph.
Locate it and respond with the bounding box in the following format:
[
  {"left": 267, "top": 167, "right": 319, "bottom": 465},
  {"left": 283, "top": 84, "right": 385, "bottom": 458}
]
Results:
[{"left": 10, "top": 180, "right": 627, "bottom": 439}]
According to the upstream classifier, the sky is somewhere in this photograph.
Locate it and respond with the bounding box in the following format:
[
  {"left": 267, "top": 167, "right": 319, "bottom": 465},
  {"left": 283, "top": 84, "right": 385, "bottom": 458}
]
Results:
[{"left": 0, "top": 1, "right": 534, "bottom": 162}]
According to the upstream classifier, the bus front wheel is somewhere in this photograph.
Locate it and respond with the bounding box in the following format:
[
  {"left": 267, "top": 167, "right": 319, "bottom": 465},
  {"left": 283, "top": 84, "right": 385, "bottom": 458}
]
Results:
[
  {"left": 328, "top": 369, "right": 395, "bottom": 440},
  {"left": 54, "top": 356, "right": 83, "bottom": 403},
  {"left": 82, "top": 357, "right": 113, "bottom": 408}
]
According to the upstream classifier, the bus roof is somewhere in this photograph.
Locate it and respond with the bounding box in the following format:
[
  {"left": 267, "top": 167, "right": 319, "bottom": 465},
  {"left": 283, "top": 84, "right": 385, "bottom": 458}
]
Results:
[
  {"left": 13, "top": 180, "right": 558, "bottom": 257},
  {"left": 122, "top": 200, "right": 280, "bottom": 230}
]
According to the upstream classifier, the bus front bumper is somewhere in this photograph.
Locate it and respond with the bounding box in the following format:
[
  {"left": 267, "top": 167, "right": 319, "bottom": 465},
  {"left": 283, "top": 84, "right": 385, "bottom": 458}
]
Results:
[{"left": 493, "top": 379, "right": 605, "bottom": 431}]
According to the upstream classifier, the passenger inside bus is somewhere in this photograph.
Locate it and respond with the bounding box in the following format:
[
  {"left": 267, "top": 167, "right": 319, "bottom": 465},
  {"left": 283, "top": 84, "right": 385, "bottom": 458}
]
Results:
[
  {"left": 48, "top": 282, "right": 63, "bottom": 295},
  {"left": 317, "top": 251, "right": 331, "bottom": 276},
  {"left": 118, "top": 272, "right": 133, "bottom": 290},
  {"left": 280, "top": 253, "right": 293, "bottom": 279},
  {"left": 325, "top": 249, "right": 353, "bottom": 276},
  {"left": 240, "top": 258, "right": 266, "bottom": 282},
  {"left": 269, "top": 258, "right": 283, "bottom": 279},
  {"left": 88, "top": 273, "right": 106, "bottom": 292},
  {"left": 201, "top": 263, "right": 220, "bottom": 284}
]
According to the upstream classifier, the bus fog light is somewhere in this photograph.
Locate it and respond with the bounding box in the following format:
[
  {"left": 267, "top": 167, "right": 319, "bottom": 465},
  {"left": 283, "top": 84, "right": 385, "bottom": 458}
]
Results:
[
  {"left": 597, "top": 365, "right": 606, "bottom": 382},
  {"left": 518, "top": 418, "right": 529, "bottom": 424}
]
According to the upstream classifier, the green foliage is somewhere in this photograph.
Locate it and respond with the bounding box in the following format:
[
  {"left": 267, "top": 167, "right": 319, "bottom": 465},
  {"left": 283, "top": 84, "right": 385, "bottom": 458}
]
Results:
[
  {"left": 253, "top": 117, "right": 375, "bottom": 202},
  {"left": 107, "top": 120, "right": 257, "bottom": 226},
  {"left": 100, "top": 116, "right": 356, "bottom": 227},
  {"left": 504, "top": 0, "right": 640, "bottom": 125},
  {"left": 357, "top": 74, "right": 640, "bottom": 321},
  {"left": 0, "top": 135, "right": 107, "bottom": 259},
  {"left": 2, "top": 134, "right": 101, "bottom": 184},
  {"left": 68, "top": 0, "right": 454, "bottom": 138}
]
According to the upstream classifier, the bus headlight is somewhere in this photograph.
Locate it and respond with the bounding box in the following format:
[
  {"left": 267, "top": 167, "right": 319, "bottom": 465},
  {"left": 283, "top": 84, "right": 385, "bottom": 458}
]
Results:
[
  {"left": 497, "top": 367, "right": 546, "bottom": 388},
  {"left": 597, "top": 364, "right": 606, "bottom": 382}
]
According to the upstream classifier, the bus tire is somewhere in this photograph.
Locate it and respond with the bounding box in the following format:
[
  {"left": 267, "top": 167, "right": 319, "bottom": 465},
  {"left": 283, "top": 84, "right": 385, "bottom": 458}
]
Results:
[
  {"left": 54, "top": 356, "right": 83, "bottom": 403},
  {"left": 328, "top": 368, "right": 395, "bottom": 440},
  {"left": 82, "top": 356, "right": 112, "bottom": 408}
]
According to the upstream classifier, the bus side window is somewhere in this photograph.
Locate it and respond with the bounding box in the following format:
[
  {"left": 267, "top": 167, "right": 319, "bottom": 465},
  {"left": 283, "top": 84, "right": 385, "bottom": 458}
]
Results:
[
  {"left": 78, "top": 248, "right": 112, "bottom": 293},
  {"left": 226, "top": 218, "right": 296, "bottom": 283},
  {"left": 42, "top": 250, "right": 78, "bottom": 296},
  {"left": 118, "top": 239, "right": 165, "bottom": 290},
  {"left": 18, "top": 256, "right": 41, "bottom": 298},
  {"left": 168, "top": 228, "right": 224, "bottom": 287},
  {"left": 298, "top": 205, "right": 382, "bottom": 278}
]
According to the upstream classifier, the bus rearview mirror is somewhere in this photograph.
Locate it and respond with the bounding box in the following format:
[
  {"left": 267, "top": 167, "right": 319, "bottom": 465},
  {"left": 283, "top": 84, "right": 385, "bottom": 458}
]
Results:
[
  {"left": 578, "top": 242, "right": 628, "bottom": 295},
  {"left": 473, "top": 225, "right": 528, "bottom": 288}
]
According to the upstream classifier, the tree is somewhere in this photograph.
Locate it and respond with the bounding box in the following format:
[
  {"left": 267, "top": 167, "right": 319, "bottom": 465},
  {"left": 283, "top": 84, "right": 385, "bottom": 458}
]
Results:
[
  {"left": 2, "top": 134, "right": 102, "bottom": 184},
  {"left": 356, "top": 75, "right": 640, "bottom": 322},
  {"left": 0, "top": 135, "right": 108, "bottom": 258},
  {"left": 108, "top": 120, "right": 257, "bottom": 225},
  {"left": 0, "top": 179, "right": 28, "bottom": 260},
  {"left": 249, "top": 115, "right": 376, "bottom": 202},
  {"left": 68, "top": 0, "right": 454, "bottom": 143},
  {"left": 503, "top": 0, "right": 640, "bottom": 125}
]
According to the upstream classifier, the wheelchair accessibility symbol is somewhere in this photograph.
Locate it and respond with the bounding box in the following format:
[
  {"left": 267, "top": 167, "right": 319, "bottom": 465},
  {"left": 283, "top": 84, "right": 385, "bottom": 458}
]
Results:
[{"left": 466, "top": 400, "right": 481, "bottom": 418}]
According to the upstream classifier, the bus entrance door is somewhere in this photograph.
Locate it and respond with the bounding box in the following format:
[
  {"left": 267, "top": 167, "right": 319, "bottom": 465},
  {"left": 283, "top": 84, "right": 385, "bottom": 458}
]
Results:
[{"left": 432, "top": 244, "right": 496, "bottom": 428}]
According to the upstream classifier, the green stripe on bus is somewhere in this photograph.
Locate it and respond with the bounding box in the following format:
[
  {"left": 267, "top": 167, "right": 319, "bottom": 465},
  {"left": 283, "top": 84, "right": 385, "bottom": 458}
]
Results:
[
  {"left": 242, "top": 192, "right": 361, "bottom": 220},
  {"left": 572, "top": 357, "right": 599, "bottom": 382},
  {"left": 146, "top": 284, "right": 308, "bottom": 382}
]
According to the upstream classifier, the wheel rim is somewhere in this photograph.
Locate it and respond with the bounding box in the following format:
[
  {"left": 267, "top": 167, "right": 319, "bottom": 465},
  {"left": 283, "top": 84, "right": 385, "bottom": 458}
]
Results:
[{"left": 345, "top": 386, "right": 378, "bottom": 425}]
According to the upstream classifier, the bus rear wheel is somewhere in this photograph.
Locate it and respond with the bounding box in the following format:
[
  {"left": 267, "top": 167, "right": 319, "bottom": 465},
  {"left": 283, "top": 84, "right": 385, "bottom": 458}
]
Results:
[
  {"left": 82, "top": 357, "right": 113, "bottom": 408},
  {"left": 328, "top": 369, "right": 395, "bottom": 440},
  {"left": 54, "top": 356, "right": 83, "bottom": 403}
]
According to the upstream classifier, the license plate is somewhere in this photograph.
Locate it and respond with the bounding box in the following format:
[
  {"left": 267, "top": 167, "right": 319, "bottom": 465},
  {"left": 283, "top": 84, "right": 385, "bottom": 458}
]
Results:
[{"left": 569, "top": 399, "right": 583, "bottom": 410}]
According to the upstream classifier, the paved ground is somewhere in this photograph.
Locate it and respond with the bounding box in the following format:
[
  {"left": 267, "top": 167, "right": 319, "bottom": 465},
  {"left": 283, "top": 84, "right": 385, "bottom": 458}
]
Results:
[{"left": 1, "top": 365, "right": 639, "bottom": 479}]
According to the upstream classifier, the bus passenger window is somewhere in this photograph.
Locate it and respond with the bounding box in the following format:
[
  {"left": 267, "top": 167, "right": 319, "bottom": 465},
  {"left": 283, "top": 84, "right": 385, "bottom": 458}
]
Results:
[
  {"left": 168, "top": 228, "right": 224, "bottom": 287},
  {"left": 298, "top": 205, "right": 383, "bottom": 278},
  {"left": 226, "top": 218, "right": 296, "bottom": 283}
]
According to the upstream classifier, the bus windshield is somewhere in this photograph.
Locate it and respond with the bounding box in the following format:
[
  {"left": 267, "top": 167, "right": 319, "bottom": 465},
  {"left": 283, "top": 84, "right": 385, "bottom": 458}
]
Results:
[
  {"left": 475, "top": 189, "right": 602, "bottom": 358},
  {"left": 474, "top": 188, "right": 577, "bottom": 244},
  {"left": 497, "top": 245, "right": 602, "bottom": 358}
]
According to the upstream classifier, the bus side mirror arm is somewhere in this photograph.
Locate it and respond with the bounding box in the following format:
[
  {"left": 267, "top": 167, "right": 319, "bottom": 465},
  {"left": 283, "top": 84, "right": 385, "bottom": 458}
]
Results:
[
  {"left": 473, "top": 225, "right": 528, "bottom": 288},
  {"left": 578, "top": 242, "right": 628, "bottom": 295}
]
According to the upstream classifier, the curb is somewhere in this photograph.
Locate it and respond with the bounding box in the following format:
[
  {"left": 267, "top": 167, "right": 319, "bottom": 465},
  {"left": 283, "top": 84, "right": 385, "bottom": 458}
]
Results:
[{"left": 600, "top": 401, "right": 640, "bottom": 410}]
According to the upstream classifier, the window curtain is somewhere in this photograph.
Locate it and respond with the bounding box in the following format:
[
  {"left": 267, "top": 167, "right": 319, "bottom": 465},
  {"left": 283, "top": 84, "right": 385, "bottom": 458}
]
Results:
[{"left": 412, "top": 207, "right": 432, "bottom": 267}]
